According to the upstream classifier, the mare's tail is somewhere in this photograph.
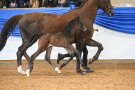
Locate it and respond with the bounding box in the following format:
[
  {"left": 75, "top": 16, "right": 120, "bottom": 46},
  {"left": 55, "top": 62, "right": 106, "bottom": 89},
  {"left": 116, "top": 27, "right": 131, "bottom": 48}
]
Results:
[{"left": 0, "top": 15, "right": 23, "bottom": 51}]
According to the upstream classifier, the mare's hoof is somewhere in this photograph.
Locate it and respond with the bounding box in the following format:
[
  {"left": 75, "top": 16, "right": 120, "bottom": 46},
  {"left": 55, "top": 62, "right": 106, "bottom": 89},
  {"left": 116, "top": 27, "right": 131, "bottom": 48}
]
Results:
[
  {"left": 26, "top": 69, "right": 30, "bottom": 77},
  {"left": 17, "top": 65, "right": 26, "bottom": 75},
  {"left": 77, "top": 69, "right": 87, "bottom": 75},
  {"left": 57, "top": 53, "right": 64, "bottom": 64},
  {"left": 30, "top": 66, "right": 33, "bottom": 73},
  {"left": 86, "top": 69, "right": 94, "bottom": 73},
  {"left": 80, "top": 71, "right": 87, "bottom": 75},
  {"left": 77, "top": 69, "right": 83, "bottom": 73}
]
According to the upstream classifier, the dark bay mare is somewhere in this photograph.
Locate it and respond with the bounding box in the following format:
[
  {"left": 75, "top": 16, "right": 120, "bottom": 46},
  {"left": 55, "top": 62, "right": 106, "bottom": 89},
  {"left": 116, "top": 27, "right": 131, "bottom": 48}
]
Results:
[
  {"left": 0, "top": 0, "right": 114, "bottom": 75},
  {"left": 25, "top": 17, "right": 87, "bottom": 77}
]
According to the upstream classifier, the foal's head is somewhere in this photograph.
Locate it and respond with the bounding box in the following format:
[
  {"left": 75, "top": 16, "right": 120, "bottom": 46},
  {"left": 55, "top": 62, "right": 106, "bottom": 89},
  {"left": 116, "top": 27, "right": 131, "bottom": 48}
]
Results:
[{"left": 98, "top": 0, "right": 114, "bottom": 17}]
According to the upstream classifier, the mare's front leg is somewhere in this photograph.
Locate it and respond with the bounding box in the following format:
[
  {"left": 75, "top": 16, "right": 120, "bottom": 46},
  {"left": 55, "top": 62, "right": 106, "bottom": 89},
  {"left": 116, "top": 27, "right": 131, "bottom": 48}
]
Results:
[
  {"left": 86, "top": 39, "right": 103, "bottom": 64},
  {"left": 76, "top": 43, "right": 94, "bottom": 73},
  {"left": 82, "top": 45, "right": 94, "bottom": 73},
  {"left": 65, "top": 44, "right": 86, "bottom": 74},
  {"left": 75, "top": 42, "right": 84, "bottom": 73},
  {"left": 45, "top": 46, "right": 61, "bottom": 74}
]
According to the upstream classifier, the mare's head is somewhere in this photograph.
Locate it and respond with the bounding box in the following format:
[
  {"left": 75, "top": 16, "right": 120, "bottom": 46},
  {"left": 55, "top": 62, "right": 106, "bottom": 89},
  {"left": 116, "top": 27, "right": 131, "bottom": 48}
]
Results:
[{"left": 98, "top": 0, "right": 114, "bottom": 17}]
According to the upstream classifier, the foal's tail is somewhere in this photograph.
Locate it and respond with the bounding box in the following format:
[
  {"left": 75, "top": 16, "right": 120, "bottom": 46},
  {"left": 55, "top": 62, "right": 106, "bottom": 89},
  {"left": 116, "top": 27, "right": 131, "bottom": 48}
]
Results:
[{"left": 0, "top": 15, "right": 23, "bottom": 51}]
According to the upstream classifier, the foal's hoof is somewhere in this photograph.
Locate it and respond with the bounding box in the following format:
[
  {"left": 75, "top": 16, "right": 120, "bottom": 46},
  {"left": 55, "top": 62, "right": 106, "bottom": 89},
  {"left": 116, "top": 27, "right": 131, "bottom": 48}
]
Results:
[
  {"left": 57, "top": 53, "right": 64, "bottom": 64},
  {"left": 55, "top": 67, "right": 61, "bottom": 74}
]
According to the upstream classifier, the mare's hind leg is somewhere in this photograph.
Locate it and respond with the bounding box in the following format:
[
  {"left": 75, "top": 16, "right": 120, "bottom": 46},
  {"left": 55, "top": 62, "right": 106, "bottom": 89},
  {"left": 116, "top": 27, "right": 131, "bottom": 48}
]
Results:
[
  {"left": 17, "top": 35, "right": 40, "bottom": 74},
  {"left": 17, "top": 42, "right": 29, "bottom": 74},
  {"left": 86, "top": 39, "right": 103, "bottom": 64},
  {"left": 45, "top": 46, "right": 61, "bottom": 74}
]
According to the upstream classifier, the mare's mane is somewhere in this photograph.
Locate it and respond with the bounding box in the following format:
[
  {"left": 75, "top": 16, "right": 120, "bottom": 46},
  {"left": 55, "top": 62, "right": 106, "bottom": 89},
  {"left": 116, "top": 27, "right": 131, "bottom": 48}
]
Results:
[
  {"left": 64, "top": 0, "right": 88, "bottom": 14},
  {"left": 78, "top": 0, "right": 88, "bottom": 9}
]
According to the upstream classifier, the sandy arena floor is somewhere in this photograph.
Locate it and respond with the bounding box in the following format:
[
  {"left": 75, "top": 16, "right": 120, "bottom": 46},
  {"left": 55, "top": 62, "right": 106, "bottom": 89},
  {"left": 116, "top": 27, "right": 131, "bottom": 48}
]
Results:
[{"left": 0, "top": 60, "right": 135, "bottom": 90}]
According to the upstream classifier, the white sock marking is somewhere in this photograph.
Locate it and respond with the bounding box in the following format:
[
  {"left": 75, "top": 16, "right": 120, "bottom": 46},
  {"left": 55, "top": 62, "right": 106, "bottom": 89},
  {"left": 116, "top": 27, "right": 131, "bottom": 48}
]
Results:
[
  {"left": 17, "top": 65, "right": 26, "bottom": 74},
  {"left": 55, "top": 67, "right": 61, "bottom": 74},
  {"left": 26, "top": 69, "right": 30, "bottom": 77}
]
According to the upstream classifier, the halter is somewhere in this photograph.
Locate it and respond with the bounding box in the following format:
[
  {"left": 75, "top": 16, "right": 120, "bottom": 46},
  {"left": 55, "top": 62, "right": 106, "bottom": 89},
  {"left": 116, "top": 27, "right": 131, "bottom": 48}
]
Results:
[{"left": 97, "top": 0, "right": 113, "bottom": 15}]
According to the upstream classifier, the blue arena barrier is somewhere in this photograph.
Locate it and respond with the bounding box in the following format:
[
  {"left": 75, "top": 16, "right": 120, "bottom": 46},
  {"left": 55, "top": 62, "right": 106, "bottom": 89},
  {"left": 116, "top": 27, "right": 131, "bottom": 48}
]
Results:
[
  {"left": 95, "top": 7, "right": 135, "bottom": 34},
  {"left": 0, "top": 7, "right": 135, "bottom": 36}
]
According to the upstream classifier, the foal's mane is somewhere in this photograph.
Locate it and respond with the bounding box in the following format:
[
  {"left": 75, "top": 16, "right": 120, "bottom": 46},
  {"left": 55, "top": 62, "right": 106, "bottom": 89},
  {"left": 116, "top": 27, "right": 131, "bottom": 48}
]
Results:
[{"left": 62, "top": 17, "right": 79, "bottom": 37}]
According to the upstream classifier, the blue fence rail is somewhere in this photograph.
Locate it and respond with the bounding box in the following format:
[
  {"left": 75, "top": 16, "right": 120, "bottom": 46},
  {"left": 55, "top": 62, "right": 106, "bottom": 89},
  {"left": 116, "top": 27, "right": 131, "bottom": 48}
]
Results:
[{"left": 0, "top": 7, "right": 135, "bottom": 36}]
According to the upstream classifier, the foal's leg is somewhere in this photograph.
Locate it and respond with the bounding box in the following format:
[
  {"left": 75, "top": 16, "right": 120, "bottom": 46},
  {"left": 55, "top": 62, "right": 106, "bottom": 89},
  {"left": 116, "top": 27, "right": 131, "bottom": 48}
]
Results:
[
  {"left": 25, "top": 45, "right": 45, "bottom": 77},
  {"left": 57, "top": 43, "right": 85, "bottom": 73},
  {"left": 86, "top": 39, "right": 103, "bottom": 64},
  {"left": 24, "top": 52, "right": 30, "bottom": 62},
  {"left": 59, "top": 53, "right": 74, "bottom": 69},
  {"left": 24, "top": 52, "right": 36, "bottom": 73},
  {"left": 17, "top": 52, "right": 31, "bottom": 74},
  {"left": 45, "top": 46, "right": 61, "bottom": 74},
  {"left": 57, "top": 53, "right": 70, "bottom": 64}
]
